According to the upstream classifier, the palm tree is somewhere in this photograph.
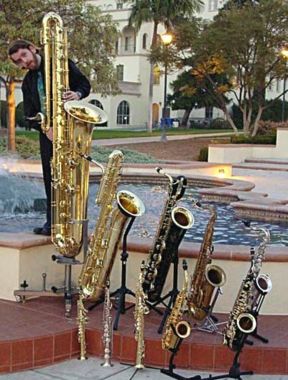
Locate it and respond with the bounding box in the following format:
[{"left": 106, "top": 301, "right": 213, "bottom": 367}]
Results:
[{"left": 128, "top": 0, "right": 202, "bottom": 132}]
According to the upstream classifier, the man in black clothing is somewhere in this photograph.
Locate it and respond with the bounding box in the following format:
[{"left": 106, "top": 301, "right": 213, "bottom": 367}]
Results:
[{"left": 8, "top": 40, "right": 91, "bottom": 236}]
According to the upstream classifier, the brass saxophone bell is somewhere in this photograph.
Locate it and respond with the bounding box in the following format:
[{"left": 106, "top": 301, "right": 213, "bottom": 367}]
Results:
[{"left": 64, "top": 100, "right": 108, "bottom": 125}]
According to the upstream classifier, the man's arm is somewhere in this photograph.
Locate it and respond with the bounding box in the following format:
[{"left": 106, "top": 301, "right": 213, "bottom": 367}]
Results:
[
  {"left": 68, "top": 60, "right": 91, "bottom": 99},
  {"left": 22, "top": 78, "right": 41, "bottom": 132}
]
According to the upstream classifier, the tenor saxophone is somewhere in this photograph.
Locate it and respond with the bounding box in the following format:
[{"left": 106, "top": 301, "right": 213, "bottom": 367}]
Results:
[
  {"left": 187, "top": 204, "right": 226, "bottom": 321},
  {"left": 162, "top": 260, "right": 191, "bottom": 351},
  {"left": 40, "top": 12, "right": 106, "bottom": 258},
  {"left": 79, "top": 150, "right": 145, "bottom": 300},
  {"left": 223, "top": 227, "right": 271, "bottom": 351},
  {"left": 143, "top": 168, "right": 194, "bottom": 302}
]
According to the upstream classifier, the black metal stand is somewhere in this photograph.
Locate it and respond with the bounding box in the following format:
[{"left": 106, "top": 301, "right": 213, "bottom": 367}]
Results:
[
  {"left": 201, "top": 335, "right": 253, "bottom": 380},
  {"left": 161, "top": 332, "right": 201, "bottom": 380},
  {"left": 146, "top": 254, "right": 180, "bottom": 334},
  {"left": 110, "top": 217, "right": 136, "bottom": 330}
]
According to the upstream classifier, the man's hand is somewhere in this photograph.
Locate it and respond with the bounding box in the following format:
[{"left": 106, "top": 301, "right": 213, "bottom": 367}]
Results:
[
  {"left": 63, "top": 91, "right": 81, "bottom": 102},
  {"left": 46, "top": 128, "right": 53, "bottom": 142}
]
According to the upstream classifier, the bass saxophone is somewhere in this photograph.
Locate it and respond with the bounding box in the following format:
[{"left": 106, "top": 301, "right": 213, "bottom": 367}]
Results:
[
  {"left": 39, "top": 12, "right": 107, "bottom": 258},
  {"left": 187, "top": 204, "right": 226, "bottom": 320},
  {"left": 143, "top": 168, "right": 194, "bottom": 302},
  {"left": 223, "top": 227, "right": 271, "bottom": 351},
  {"left": 79, "top": 150, "right": 145, "bottom": 301},
  {"left": 162, "top": 260, "right": 191, "bottom": 351}
]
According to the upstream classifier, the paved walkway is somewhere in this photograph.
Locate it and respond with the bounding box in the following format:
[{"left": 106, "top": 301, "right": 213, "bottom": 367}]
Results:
[
  {"left": 92, "top": 131, "right": 235, "bottom": 146},
  {"left": 1, "top": 358, "right": 288, "bottom": 380}
]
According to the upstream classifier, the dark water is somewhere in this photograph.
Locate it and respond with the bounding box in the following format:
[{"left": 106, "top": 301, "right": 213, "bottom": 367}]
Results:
[{"left": 0, "top": 176, "right": 287, "bottom": 247}]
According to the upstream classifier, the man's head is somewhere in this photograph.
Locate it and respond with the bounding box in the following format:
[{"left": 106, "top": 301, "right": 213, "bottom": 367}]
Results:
[{"left": 8, "top": 40, "right": 40, "bottom": 70}]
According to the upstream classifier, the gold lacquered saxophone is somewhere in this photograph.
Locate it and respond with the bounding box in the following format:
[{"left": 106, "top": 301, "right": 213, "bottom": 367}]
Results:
[
  {"left": 223, "top": 227, "right": 271, "bottom": 351},
  {"left": 101, "top": 281, "right": 113, "bottom": 367},
  {"left": 162, "top": 260, "right": 191, "bottom": 351},
  {"left": 39, "top": 12, "right": 106, "bottom": 258},
  {"left": 79, "top": 150, "right": 145, "bottom": 300},
  {"left": 134, "top": 261, "right": 149, "bottom": 369},
  {"left": 187, "top": 204, "right": 226, "bottom": 321},
  {"left": 143, "top": 168, "right": 194, "bottom": 302}
]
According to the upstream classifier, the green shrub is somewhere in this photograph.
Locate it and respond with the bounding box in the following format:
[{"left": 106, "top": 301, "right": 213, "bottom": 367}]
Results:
[
  {"left": 209, "top": 118, "right": 230, "bottom": 129},
  {"left": 0, "top": 136, "right": 40, "bottom": 159},
  {"left": 230, "top": 134, "right": 276, "bottom": 144},
  {"left": 198, "top": 147, "right": 208, "bottom": 161},
  {"left": 91, "top": 145, "right": 158, "bottom": 163}
]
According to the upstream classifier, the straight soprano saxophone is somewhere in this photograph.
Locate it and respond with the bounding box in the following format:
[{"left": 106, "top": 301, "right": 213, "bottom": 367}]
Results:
[
  {"left": 101, "top": 281, "right": 113, "bottom": 367},
  {"left": 77, "top": 293, "right": 88, "bottom": 361},
  {"left": 162, "top": 260, "right": 191, "bottom": 351},
  {"left": 134, "top": 261, "right": 149, "bottom": 369}
]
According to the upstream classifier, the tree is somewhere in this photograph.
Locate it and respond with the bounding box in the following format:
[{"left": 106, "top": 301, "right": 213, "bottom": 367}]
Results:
[
  {"left": 191, "top": 0, "right": 288, "bottom": 136},
  {"left": 0, "top": 0, "right": 118, "bottom": 151},
  {"left": 128, "top": 0, "right": 202, "bottom": 132},
  {"left": 168, "top": 69, "right": 229, "bottom": 128}
]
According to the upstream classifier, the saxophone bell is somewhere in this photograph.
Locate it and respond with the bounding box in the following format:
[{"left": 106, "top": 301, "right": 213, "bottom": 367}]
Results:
[
  {"left": 172, "top": 206, "right": 194, "bottom": 230},
  {"left": 64, "top": 100, "right": 108, "bottom": 125},
  {"left": 205, "top": 264, "right": 226, "bottom": 288},
  {"left": 255, "top": 273, "right": 272, "bottom": 295},
  {"left": 117, "top": 190, "right": 145, "bottom": 218},
  {"left": 236, "top": 313, "right": 257, "bottom": 334},
  {"left": 175, "top": 320, "right": 191, "bottom": 339}
]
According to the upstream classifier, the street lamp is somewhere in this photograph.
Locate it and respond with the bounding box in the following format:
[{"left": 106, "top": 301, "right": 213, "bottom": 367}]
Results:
[
  {"left": 160, "top": 31, "right": 172, "bottom": 142},
  {"left": 280, "top": 46, "right": 288, "bottom": 122}
]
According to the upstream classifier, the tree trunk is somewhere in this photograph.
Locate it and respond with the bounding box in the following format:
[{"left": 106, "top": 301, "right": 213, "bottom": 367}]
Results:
[
  {"left": 180, "top": 107, "right": 193, "bottom": 128},
  {"left": 251, "top": 106, "right": 264, "bottom": 137},
  {"left": 7, "top": 79, "right": 16, "bottom": 152}
]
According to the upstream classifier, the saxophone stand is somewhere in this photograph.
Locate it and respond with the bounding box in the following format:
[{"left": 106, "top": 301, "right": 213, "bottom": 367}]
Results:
[
  {"left": 151, "top": 253, "right": 180, "bottom": 334},
  {"left": 195, "top": 288, "right": 226, "bottom": 335},
  {"left": 111, "top": 217, "right": 136, "bottom": 331},
  {"left": 201, "top": 336, "right": 253, "bottom": 380},
  {"left": 161, "top": 328, "right": 201, "bottom": 380},
  {"left": 51, "top": 220, "right": 89, "bottom": 318}
]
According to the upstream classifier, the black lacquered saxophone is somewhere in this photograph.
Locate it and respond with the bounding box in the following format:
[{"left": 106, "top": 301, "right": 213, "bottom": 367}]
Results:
[
  {"left": 187, "top": 204, "right": 226, "bottom": 321},
  {"left": 162, "top": 260, "right": 191, "bottom": 351},
  {"left": 143, "top": 168, "right": 194, "bottom": 303},
  {"left": 223, "top": 227, "right": 271, "bottom": 351}
]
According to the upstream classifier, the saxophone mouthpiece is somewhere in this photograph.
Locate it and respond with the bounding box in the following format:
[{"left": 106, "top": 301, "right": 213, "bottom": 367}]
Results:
[{"left": 156, "top": 167, "right": 162, "bottom": 174}]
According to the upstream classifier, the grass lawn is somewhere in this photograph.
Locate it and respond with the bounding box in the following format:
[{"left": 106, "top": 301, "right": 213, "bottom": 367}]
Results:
[{"left": 15, "top": 128, "right": 233, "bottom": 140}]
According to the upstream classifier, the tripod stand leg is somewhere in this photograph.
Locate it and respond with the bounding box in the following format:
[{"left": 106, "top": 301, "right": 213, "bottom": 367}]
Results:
[{"left": 64, "top": 264, "right": 72, "bottom": 318}]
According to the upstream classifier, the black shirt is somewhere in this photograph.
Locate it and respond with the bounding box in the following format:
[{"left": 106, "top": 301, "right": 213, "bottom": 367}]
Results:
[{"left": 22, "top": 56, "right": 91, "bottom": 131}]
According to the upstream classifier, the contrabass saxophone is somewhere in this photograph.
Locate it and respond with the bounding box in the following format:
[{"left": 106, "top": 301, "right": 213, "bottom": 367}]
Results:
[
  {"left": 223, "top": 227, "right": 271, "bottom": 351},
  {"left": 79, "top": 150, "right": 145, "bottom": 301},
  {"left": 162, "top": 260, "right": 191, "bottom": 351},
  {"left": 143, "top": 168, "right": 194, "bottom": 302},
  {"left": 39, "top": 12, "right": 107, "bottom": 258},
  {"left": 187, "top": 204, "right": 226, "bottom": 320}
]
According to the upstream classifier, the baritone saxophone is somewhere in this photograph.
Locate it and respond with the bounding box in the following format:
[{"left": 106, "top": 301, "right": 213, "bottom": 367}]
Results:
[
  {"left": 79, "top": 150, "right": 145, "bottom": 301},
  {"left": 39, "top": 12, "right": 107, "bottom": 258}
]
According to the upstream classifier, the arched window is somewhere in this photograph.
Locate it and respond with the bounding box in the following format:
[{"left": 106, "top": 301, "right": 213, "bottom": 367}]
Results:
[
  {"left": 153, "top": 65, "right": 160, "bottom": 85},
  {"left": 89, "top": 99, "right": 104, "bottom": 110},
  {"left": 117, "top": 101, "right": 130, "bottom": 125},
  {"left": 142, "top": 33, "right": 148, "bottom": 49}
]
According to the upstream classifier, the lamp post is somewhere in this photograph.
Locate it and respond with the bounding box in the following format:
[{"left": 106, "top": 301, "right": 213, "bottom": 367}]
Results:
[
  {"left": 280, "top": 46, "right": 288, "bottom": 122},
  {"left": 160, "top": 32, "right": 172, "bottom": 142}
]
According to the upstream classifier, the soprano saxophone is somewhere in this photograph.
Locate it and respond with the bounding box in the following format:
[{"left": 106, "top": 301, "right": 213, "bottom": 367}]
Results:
[
  {"left": 223, "top": 227, "right": 271, "bottom": 351},
  {"left": 187, "top": 204, "right": 226, "bottom": 321},
  {"left": 162, "top": 260, "right": 191, "bottom": 351},
  {"left": 143, "top": 168, "right": 194, "bottom": 302},
  {"left": 79, "top": 150, "right": 145, "bottom": 301},
  {"left": 134, "top": 261, "right": 149, "bottom": 369},
  {"left": 101, "top": 281, "right": 113, "bottom": 367},
  {"left": 77, "top": 293, "right": 88, "bottom": 361}
]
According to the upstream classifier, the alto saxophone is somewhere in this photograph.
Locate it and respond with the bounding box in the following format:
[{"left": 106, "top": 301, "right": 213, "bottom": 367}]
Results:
[
  {"left": 101, "top": 281, "right": 113, "bottom": 367},
  {"left": 143, "top": 167, "right": 194, "bottom": 302},
  {"left": 162, "top": 260, "right": 191, "bottom": 351},
  {"left": 79, "top": 150, "right": 145, "bottom": 301},
  {"left": 223, "top": 227, "right": 271, "bottom": 351},
  {"left": 187, "top": 204, "right": 226, "bottom": 320},
  {"left": 134, "top": 261, "right": 149, "bottom": 369},
  {"left": 40, "top": 12, "right": 106, "bottom": 258}
]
